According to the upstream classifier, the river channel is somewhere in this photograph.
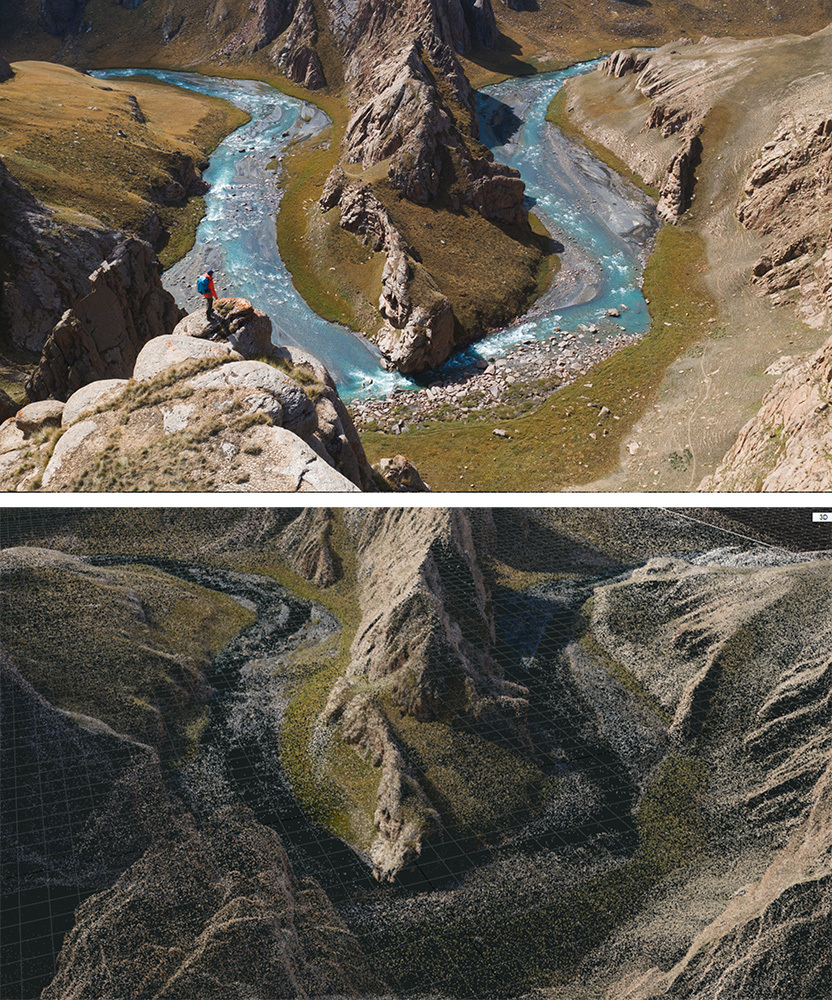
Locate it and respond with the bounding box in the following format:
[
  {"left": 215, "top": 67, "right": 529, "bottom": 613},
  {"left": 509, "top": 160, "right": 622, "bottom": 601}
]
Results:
[{"left": 95, "top": 64, "right": 658, "bottom": 402}]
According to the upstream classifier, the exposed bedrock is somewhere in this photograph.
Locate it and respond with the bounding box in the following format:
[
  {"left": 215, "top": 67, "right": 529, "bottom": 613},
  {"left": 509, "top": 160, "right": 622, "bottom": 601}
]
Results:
[
  {"left": 1, "top": 300, "right": 375, "bottom": 492},
  {"left": 27, "top": 238, "right": 185, "bottom": 403},
  {"left": 0, "top": 161, "right": 118, "bottom": 354},
  {"left": 311, "top": 509, "right": 535, "bottom": 880}
]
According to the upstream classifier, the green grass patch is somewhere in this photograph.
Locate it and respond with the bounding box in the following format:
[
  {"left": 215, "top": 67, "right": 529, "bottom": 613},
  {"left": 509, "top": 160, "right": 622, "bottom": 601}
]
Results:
[
  {"left": 361, "top": 226, "right": 717, "bottom": 490},
  {"left": 363, "top": 751, "right": 708, "bottom": 996}
]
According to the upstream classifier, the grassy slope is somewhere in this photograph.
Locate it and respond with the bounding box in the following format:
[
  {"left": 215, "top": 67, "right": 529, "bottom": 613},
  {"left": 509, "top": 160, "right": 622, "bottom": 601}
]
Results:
[
  {"left": 0, "top": 559, "right": 254, "bottom": 762},
  {"left": 0, "top": 62, "right": 248, "bottom": 261}
]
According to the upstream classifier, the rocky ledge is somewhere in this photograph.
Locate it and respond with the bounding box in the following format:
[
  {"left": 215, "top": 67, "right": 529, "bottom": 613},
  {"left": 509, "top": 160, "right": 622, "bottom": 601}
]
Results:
[{"left": 0, "top": 297, "right": 375, "bottom": 492}]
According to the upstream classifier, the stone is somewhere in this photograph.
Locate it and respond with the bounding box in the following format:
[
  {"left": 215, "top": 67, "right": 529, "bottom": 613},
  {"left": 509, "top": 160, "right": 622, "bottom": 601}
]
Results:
[
  {"left": 373, "top": 454, "right": 430, "bottom": 491},
  {"left": 173, "top": 298, "right": 273, "bottom": 358},
  {"left": 62, "top": 379, "right": 128, "bottom": 426},
  {"left": 27, "top": 238, "right": 185, "bottom": 401},
  {"left": 0, "top": 54, "right": 13, "bottom": 81},
  {"left": 132, "top": 335, "right": 240, "bottom": 382},
  {"left": 14, "top": 399, "right": 65, "bottom": 433}
]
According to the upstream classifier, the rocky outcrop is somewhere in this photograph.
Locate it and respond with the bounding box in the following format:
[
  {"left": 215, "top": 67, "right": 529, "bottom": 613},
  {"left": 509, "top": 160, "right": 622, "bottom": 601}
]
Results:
[
  {"left": 602, "top": 48, "right": 650, "bottom": 79},
  {"left": 219, "top": 0, "right": 295, "bottom": 57},
  {"left": 43, "top": 804, "right": 378, "bottom": 1000},
  {"left": 699, "top": 335, "right": 832, "bottom": 491},
  {"left": 26, "top": 238, "right": 185, "bottom": 402},
  {"left": 331, "top": 181, "right": 456, "bottom": 372},
  {"left": 0, "top": 53, "right": 13, "bottom": 80},
  {"left": 0, "top": 302, "right": 376, "bottom": 492},
  {"left": 276, "top": 507, "right": 339, "bottom": 586},
  {"left": 0, "top": 161, "right": 117, "bottom": 354},
  {"left": 172, "top": 296, "right": 273, "bottom": 358},
  {"left": 315, "top": 0, "right": 526, "bottom": 373},
  {"left": 737, "top": 114, "right": 832, "bottom": 327},
  {"left": 277, "top": 0, "right": 325, "bottom": 89},
  {"left": 373, "top": 453, "right": 430, "bottom": 491},
  {"left": 656, "top": 133, "right": 701, "bottom": 223},
  {"left": 311, "top": 509, "right": 532, "bottom": 879}
]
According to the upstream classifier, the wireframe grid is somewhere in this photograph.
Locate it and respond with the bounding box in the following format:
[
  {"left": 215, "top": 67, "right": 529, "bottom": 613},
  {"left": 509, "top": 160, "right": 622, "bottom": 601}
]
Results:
[{"left": 1, "top": 508, "right": 830, "bottom": 999}]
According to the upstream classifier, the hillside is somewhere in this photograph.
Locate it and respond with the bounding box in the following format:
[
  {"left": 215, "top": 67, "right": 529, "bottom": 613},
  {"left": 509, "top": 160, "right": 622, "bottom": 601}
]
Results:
[{"left": 552, "top": 27, "right": 832, "bottom": 491}]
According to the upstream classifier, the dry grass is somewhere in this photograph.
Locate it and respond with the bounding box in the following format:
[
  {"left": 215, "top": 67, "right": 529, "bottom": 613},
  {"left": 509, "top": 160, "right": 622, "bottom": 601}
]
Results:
[{"left": 0, "top": 61, "right": 247, "bottom": 245}]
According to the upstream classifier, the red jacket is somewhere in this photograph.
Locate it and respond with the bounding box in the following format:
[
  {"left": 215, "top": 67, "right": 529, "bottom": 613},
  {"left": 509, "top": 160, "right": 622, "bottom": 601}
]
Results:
[{"left": 202, "top": 275, "right": 217, "bottom": 299}]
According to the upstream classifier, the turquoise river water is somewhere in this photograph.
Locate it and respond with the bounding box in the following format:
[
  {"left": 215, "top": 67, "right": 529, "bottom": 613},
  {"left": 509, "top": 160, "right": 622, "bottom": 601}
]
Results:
[{"left": 95, "top": 65, "right": 658, "bottom": 401}]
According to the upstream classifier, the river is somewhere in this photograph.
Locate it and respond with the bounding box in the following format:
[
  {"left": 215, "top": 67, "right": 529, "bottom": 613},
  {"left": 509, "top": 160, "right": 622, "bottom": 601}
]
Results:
[{"left": 94, "top": 65, "right": 658, "bottom": 402}]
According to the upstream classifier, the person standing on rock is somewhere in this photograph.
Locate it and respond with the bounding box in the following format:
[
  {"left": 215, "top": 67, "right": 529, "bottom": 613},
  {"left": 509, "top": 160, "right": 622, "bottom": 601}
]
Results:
[{"left": 197, "top": 270, "right": 218, "bottom": 318}]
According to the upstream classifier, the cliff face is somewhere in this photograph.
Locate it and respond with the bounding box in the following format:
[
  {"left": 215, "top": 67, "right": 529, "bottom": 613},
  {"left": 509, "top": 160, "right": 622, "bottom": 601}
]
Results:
[
  {"left": 699, "top": 335, "right": 832, "bottom": 492},
  {"left": 0, "top": 160, "right": 118, "bottom": 354}
]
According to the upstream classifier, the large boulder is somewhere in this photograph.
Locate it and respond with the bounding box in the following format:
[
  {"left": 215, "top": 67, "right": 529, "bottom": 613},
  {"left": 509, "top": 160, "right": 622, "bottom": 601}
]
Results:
[
  {"left": 132, "top": 334, "right": 240, "bottom": 381},
  {"left": 172, "top": 297, "right": 273, "bottom": 358},
  {"left": 27, "top": 238, "right": 185, "bottom": 402}
]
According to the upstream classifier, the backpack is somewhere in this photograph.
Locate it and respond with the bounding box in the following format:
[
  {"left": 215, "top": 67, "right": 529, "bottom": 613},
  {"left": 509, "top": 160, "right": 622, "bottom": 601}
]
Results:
[{"left": 196, "top": 274, "right": 210, "bottom": 295}]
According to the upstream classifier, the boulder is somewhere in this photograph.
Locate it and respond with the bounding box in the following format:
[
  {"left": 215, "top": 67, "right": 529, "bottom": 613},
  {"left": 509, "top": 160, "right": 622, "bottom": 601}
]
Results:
[
  {"left": 62, "top": 379, "right": 128, "bottom": 426},
  {"left": 374, "top": 454, "right": 430, "bottom": 491},
  {"left": 132, "top": 335, "right": 240, "bottom": 381},
  {"left": 188, "top": 360, "right": 315, "bottom": 435},
  {"left": 172, "top": 297, "right": 273, "bottom": 358},
  {"left": 14, "top": 399, "right": 65, "bottom": 433},
  {"left": 27, "top": 238, "right": 186, "bottom": 401}
]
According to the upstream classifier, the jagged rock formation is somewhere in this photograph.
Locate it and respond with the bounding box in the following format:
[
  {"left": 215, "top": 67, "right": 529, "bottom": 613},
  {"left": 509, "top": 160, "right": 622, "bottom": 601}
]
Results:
[
  {"left": 699, "top": 335, "right": 832, "bottom": 491},
  {"left": 0, "top": 301, "right": 375, "bottom": 491},
  {"left": 26, "top": 238, "right": 185, "bottom": 402},
  {"left": 310, "top": 509, "right": 533, "bottom": 879},
  {"left": 42, "top": 805, "right": 379, "bottom": 1000},
  {"left": 277, "top": 0, "right": 325, "bottom": 88},
  {"left": 314, "top": 0, "right": 528, "bottom": 372},
  {"left": 0, "top": 160, "right": 117, "bottom": 353},
  {"left": 737, "top": 114, "right": 832, "bottom": 328}
]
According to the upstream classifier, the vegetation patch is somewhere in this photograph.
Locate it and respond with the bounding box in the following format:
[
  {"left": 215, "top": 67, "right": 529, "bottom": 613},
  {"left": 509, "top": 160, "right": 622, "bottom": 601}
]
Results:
[{"left": 0, "top": 560, "right": 254, "bottom": 763}]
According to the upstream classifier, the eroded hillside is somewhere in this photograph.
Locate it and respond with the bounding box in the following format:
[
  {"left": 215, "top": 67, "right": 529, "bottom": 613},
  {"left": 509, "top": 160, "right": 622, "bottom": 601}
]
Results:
[{"left": 558, "top": 28, "right": 832, "bottom": 490}]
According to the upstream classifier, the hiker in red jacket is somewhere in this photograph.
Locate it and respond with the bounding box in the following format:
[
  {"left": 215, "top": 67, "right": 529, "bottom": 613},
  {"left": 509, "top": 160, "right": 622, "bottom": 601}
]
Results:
[{"left": 198, "top": 270, "right": 217, "bottom": 318}]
